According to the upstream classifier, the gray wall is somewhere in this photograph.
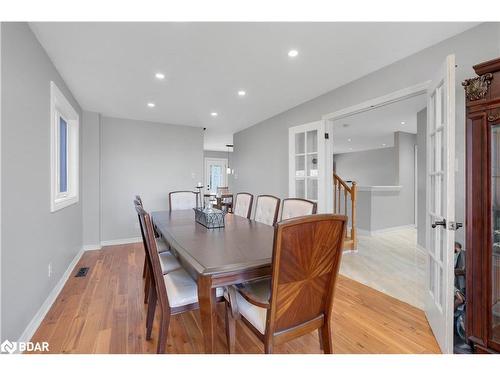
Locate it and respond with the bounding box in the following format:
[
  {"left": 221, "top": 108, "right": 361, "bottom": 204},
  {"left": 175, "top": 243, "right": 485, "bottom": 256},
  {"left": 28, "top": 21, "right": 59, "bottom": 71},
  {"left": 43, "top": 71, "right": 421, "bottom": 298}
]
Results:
[
  {"left": 394, "top": 131, "right": 417, "bottom": 225},
  {"left": 100, "top": 116, "right": 203, "bottom": 242},
  {"left": 333, "top": 147, "right": 396, "bottom": 185},
  {"left": 82, "top": 111, "right": 101, "bottom": 247},
  {"left": 232, "top": 23, "right": 500, "bottom": 247},
  {"left": 417, "top": 109, "right": 427, "bottom": 248},
  {"left": 1, "top": 23, "right": 82, "bottom": 341}
]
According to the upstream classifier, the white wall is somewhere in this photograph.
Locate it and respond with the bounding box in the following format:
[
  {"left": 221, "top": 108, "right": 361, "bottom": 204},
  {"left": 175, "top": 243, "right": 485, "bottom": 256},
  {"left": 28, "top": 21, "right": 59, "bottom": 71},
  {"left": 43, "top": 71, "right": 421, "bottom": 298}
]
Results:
[
  {"left": 99, "top": 116, "right": 204, "bottom": 242},
  {"left": 1, "top": 23, "right": 83, "bottom": 341}
]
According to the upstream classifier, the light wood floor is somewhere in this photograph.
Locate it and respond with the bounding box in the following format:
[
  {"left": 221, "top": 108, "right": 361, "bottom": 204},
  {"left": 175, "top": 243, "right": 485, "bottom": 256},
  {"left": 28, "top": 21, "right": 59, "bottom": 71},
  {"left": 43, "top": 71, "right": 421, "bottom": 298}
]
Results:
[
  {"left": 30, "top": 243, "right": 440, "bottom": 354},
  {"left": 340, "top": 228, "right": 425, "bottom": 309}
]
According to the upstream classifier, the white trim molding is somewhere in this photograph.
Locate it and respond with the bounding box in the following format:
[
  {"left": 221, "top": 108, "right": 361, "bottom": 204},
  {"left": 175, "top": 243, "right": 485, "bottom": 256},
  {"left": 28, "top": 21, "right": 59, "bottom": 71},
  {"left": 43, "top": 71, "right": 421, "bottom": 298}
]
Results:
[
  {"left": 17, "top": 246, "right": 85, "bottom": 348},
  {"left": 357, "top": 224, "right": 416, "bottom": 236},
  {"left": 50, "top": 81, "right": 79, "bottom": 212}
]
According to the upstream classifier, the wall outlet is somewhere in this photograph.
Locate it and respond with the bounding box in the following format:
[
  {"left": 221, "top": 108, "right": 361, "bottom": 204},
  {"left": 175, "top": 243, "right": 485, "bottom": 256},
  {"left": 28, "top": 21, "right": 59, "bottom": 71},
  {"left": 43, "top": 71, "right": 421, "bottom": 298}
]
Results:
[{"left": 48, "top": 263, "right": 52, "bottom": 278}]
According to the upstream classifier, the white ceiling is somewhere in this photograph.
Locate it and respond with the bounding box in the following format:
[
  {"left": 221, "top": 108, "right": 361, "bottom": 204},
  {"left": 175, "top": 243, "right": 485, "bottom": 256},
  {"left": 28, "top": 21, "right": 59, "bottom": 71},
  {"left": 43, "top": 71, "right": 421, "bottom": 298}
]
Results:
[
  {"left": 332, "top": 93, "right": 427, "bottom": 154},
  {"left": 29, "top": 22, "right": 477, "bottom": 151}
]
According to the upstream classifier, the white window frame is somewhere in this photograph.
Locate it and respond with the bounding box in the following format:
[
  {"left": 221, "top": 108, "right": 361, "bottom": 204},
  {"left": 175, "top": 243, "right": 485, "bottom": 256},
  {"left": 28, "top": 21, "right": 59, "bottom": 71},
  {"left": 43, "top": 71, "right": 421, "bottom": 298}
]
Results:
[{"left": 50, "top": 81, "right": 79, "bottom": 212}]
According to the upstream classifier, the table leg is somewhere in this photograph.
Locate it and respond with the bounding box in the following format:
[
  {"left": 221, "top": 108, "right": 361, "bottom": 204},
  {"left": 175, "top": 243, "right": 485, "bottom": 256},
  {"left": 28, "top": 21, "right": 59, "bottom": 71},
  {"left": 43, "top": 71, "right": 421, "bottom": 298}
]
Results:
[{"left": 198, "top": 275, "right": 216, "bottom": 353}]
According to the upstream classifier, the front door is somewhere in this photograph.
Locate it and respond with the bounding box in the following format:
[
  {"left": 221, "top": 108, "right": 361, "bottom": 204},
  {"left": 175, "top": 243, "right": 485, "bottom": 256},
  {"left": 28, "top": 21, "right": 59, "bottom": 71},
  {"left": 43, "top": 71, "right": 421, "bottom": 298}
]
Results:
[
  {"left": 288, "top": 121, "right": 326, "bottom": 212},
  {"left": 204, "top": 158, "right": 227, "bottom": 195},
  {"left": 425, "top": 54, "right": 456, "bottom": 353}
]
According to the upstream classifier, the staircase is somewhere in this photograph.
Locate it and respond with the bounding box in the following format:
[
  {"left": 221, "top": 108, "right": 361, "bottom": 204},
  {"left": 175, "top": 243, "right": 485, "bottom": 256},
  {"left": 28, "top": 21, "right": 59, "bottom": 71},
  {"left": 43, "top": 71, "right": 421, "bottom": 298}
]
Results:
[{"left": 333, "top": 173, "right": 358, "bottom": 251}]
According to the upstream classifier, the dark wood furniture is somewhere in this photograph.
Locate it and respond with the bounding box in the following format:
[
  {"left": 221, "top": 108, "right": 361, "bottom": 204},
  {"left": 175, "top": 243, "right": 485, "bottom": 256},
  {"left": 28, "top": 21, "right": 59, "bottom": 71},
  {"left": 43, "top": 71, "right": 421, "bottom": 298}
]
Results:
[
  {"left": 233, "top": 192, "right": 254, "bottom": 219},
  {"left": 280, "top": 197, "right": 317, "bottom": 220},
  {"left": 254, "top": 194, "right": 281, "bottom": 226},
  {"left": 225, "top": 214, "right": 347, "bottom": 353},
  {"left": 151, "top": 209, "right": 274, "bottom": 353},
  {"left": 464, "top": 56, "right": 500, "bottom": 354}
]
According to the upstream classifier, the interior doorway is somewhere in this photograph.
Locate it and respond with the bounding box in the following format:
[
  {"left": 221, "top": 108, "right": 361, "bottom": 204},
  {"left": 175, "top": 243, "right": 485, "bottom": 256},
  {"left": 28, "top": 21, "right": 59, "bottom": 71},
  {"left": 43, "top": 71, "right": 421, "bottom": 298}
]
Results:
[{"left": 204, "top": 157, "right": 228, "bottom": 195}]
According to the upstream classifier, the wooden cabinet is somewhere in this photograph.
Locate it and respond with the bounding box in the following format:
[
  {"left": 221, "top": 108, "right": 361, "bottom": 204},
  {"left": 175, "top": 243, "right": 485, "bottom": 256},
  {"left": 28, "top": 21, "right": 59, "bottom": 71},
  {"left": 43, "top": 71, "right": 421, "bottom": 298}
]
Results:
[{"left": 465, "top": 57, "right": 500, "bottom": 354}]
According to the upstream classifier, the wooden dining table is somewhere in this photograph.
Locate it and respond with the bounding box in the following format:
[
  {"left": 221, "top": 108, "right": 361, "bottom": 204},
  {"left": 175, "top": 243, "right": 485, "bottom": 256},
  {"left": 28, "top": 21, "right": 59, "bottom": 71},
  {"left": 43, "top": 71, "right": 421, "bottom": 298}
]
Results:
[{"left": 151, "top": 209, "right": 274, "bottom": 353}]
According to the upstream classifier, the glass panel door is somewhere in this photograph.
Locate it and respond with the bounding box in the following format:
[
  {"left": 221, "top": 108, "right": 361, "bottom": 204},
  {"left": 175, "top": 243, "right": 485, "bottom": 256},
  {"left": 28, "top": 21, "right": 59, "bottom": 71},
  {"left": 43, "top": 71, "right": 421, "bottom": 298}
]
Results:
[{"left": 204, "top": 158, "right": 228, "bottom": 195}]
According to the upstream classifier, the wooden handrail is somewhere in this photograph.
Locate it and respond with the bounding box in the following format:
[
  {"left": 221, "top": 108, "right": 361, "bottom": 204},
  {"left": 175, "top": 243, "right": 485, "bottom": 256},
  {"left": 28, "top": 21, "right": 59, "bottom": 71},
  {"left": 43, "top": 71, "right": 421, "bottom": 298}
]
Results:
[{"left": 333, "top": 173, "right": 357, "bottom": 250}]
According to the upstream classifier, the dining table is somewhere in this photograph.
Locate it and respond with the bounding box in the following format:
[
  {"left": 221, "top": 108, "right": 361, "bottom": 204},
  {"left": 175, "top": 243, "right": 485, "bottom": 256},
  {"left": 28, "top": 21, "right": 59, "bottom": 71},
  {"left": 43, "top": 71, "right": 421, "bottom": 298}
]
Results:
[{"left": 151, "top": 209, "right": 275, "bottom": 353}]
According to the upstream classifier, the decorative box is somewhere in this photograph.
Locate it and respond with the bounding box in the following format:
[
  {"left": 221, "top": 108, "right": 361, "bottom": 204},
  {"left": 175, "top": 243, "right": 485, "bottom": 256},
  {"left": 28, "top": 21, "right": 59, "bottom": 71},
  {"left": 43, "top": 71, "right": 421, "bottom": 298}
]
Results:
[{"left": 194, "top": 207, "right": 226, "bottom": 229}]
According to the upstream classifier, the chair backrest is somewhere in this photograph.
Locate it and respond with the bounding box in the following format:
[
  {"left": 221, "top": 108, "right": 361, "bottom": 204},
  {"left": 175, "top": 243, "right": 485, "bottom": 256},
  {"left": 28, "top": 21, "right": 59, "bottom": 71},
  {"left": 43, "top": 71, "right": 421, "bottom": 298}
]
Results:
[
  {"left": 233, "top": 192, "right": 254, "bottom": 219},
  {"left": 254, "top": 195, "right": 280, "bottom": 226},
  {"left": 135, "top": 204, "right": 170, "bottom": 316},
  {"left": 135, "top": 195, "right": 143, "bottom": 207},
  {"left": 169, "top": 191, "right": 198, "bottom": 211},
  {"left": 280, "top": 198, "right": 317, "bottom": 221},
  {"left": 267, "top": 214, "right": 347, "bottom": 335},
  {"left": 134, "top": 198, "right": 147, "bottom": 251}
]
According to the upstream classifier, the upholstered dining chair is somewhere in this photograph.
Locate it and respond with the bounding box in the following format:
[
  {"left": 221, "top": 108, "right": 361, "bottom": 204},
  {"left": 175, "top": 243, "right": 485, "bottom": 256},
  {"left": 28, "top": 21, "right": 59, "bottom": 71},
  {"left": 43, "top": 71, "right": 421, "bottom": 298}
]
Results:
[
  {"left": 168, "top": 191, "right": 198, "bottom": 211},
  {"left": 134, "top": 199, "right": 181, "bottom": 306},
  {"left": 224, "top": 214, "right": 347, "bottom": 354},
  {"left": 254, "top": 195, "right": 281, "bottom": 226},
  {"left": 135, "top": 204, "right": 224, "bottom": 353},
  {"left": 233, "top": 192, "right": 254, "bottom": 219},
  {"left": 280, "top": 198, "right": 317, "bottom": 221}
]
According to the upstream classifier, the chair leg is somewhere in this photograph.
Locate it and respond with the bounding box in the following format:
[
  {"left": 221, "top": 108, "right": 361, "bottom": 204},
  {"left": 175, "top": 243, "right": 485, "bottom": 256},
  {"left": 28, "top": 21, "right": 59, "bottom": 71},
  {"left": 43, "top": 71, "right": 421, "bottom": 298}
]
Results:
[
  {"left": 144, "top": 267, "right": 151, "bottom": 304},
  {"left": 318, "top": 328, "right": 324, "bottom": 351},
  {"left": 146, "top": 287, "right": 157, "bottom": 340},
  {"left": 225, "top": 300, "right": 236, "bottom": 353},
  {"left": 320, "top": 323, "right": 334, "bottom": 354},
  {"left": 142, "top": 256, "right": 147, "bottom": 278},
  {"left": 156, "top": 312, "right": 170, "bottom": 354}
]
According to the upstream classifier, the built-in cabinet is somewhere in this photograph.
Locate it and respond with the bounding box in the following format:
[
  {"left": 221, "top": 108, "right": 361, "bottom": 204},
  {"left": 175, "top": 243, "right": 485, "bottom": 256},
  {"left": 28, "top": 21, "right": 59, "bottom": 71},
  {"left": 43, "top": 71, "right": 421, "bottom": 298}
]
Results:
[{"left": 464, "top": 57, "right": 500, "bottom": 354}]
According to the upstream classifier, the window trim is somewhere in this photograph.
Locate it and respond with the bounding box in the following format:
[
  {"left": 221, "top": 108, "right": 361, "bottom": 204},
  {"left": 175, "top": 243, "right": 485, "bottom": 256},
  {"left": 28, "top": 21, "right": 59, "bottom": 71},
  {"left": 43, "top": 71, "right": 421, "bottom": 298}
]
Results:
[{"left": 50, "top": 81, "right": 79, "bottom": 212}]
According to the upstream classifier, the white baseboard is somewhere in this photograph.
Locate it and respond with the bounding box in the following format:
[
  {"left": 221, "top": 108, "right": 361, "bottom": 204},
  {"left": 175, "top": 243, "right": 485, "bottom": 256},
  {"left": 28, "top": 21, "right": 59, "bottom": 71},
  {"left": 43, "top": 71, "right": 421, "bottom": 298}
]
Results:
[
  {"left": 357, "top": 224, "right": 416, "bottom": 236},
  {"left": 100, "top": 236, "right": 141, "bottom": 247},
  {"left": 83, "top": 244, "right": 101, "bottom": 251},
  {"left": 16, "top": 246, "right": 85, "bottom": 349}
]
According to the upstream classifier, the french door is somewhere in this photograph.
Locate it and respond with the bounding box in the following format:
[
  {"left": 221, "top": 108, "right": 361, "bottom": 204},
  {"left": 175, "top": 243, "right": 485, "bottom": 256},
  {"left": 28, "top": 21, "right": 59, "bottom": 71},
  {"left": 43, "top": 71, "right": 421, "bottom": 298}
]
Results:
[
  {"left": 425, "top": 54, "right": 456, "bottom": 354},
  {"left": 204, "top": 158, "right": 227, "bottom": 195},
  {"left": 288, "top": 121, "right": 326, "bottom": 212}
]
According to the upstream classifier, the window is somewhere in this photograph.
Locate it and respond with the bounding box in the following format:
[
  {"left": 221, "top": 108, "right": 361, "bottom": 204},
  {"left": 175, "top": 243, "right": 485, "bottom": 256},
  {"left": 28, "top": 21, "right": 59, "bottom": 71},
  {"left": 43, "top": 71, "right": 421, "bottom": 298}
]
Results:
[{"left": 50, "top": 81, "right": 79, "bottom": 212}]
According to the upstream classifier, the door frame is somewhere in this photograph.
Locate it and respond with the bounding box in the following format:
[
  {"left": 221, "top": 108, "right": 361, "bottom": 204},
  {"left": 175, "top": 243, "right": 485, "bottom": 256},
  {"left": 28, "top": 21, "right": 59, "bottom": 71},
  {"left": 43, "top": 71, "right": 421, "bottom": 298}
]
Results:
[
  {"left": 321, "top": 81, "right": 431, "bottom": 214},
  {"left": 204, "top": 157, "right": 228, "bottom": 194}
]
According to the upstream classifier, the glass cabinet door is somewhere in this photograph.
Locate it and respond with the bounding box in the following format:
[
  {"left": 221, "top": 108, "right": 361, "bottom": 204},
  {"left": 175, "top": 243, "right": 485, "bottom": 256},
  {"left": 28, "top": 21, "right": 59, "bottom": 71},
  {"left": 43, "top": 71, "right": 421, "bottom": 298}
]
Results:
[{"left": 491, "top": 125, "right": 500, "bottom": 342}]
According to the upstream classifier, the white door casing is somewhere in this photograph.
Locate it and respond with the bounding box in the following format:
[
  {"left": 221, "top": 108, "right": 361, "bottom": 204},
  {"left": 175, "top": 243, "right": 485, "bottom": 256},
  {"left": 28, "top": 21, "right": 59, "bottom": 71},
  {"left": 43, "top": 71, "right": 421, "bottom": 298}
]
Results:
[
  {"left": 288, "top": 121, "right": 326, "bottom": 212},
  {"left": 425, "top": 54, "right": 456, "bottom": 354}
]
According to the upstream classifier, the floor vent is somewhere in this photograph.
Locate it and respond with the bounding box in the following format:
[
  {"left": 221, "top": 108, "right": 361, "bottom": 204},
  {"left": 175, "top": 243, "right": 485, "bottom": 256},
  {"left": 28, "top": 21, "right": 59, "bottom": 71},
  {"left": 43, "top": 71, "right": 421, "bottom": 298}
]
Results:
[{"left": 75, "top": 267, "right": 89, "bottom": 277}]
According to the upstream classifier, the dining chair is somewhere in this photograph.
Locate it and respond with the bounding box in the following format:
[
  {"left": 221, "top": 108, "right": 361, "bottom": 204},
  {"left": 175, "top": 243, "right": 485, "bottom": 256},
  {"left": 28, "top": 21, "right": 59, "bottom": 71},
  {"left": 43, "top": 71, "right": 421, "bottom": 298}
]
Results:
[
  {"left": 168, "top": 191, "right": 198, "bottom": 211},
  {"left": 135, "top": 204, "right": 224, "bottom": 353},
  {"left": 233, "top": 192, "right": 254, "bottom": 219},
  {"left": 254, "top": 195, "right": 281, "bottom": 226},
  {"left": 134, "top": 199, "right": 181, "bottom": 304},
  {"left": 280, "top": 198, "right": 317, "bottom": 221},
  {"left": 224, "top": 214, "right": 347, "bottom": 354}
]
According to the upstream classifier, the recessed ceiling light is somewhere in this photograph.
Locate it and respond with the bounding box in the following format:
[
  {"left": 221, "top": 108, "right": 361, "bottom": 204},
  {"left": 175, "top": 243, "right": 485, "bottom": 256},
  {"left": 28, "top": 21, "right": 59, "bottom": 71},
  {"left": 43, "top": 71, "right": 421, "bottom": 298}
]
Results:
[
  {"left": 288, "top": 49, "right": 299, "bottom": 58},
  {"left": 211, "top": 112, "right": 218, "bottom": 117},
  {"left": 382, "top": 143, "right": 387, "bottom": 147},
  {"left": 147, "top": 102, "right": 155, "bottom": 108},
  {"left": 401, "top": 121, "right": 406, "bottom": 125},
  {"left": 238, "top": 90, "right": 246, "bottom": 97},
  {"left": 155, "top": 72, "right": 165, "bottom": 80},
  {"left": 349, "top": 147, "right": 353, "bottom": 151},
  {"left": 347, "top": 138, "right": 352, "bottom": 142}
]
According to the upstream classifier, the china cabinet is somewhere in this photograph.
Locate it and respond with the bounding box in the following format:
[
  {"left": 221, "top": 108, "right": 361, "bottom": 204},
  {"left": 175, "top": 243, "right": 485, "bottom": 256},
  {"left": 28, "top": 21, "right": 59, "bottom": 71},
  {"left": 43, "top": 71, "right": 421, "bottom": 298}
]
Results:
[{"left": 464, "top": 56, "right": 500, "bottom": 354}]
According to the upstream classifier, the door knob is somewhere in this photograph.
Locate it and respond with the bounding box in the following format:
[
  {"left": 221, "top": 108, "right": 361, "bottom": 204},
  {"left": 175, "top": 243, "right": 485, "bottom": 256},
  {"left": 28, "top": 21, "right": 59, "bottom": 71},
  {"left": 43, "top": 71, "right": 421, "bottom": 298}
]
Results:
[{"left": 432, "top": 219, "right": 447, "bottom": 228}]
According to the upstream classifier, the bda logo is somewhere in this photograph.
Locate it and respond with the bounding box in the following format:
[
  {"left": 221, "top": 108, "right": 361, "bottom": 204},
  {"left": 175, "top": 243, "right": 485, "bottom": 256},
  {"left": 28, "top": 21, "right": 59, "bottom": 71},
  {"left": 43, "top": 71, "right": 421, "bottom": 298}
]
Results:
[{"left": 1, "top": 340, "right": 17, "bottom": 354}]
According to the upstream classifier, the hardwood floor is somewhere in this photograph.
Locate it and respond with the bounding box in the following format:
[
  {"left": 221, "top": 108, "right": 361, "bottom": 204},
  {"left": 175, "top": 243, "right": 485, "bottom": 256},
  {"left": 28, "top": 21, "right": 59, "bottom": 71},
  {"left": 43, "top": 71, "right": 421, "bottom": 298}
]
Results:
[{"left": 30, "top": 243, "right": 440, "bottom": 354}]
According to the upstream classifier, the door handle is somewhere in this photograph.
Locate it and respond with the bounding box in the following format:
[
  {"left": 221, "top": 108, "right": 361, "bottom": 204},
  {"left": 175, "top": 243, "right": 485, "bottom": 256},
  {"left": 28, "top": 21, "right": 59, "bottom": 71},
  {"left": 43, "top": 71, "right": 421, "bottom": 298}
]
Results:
[{"left": 432, "top": 219, "right": 446, "bottom": 228}]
